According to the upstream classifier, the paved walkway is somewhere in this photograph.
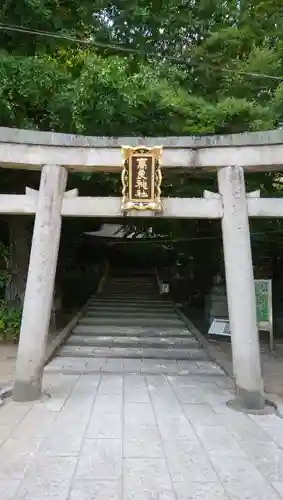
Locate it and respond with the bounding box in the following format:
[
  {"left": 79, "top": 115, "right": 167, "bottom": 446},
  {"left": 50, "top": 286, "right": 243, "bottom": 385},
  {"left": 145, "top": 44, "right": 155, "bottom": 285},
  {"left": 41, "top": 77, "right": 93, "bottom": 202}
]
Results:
[{"left": 1, "top": 370, "right": 283, "bottom": 499}]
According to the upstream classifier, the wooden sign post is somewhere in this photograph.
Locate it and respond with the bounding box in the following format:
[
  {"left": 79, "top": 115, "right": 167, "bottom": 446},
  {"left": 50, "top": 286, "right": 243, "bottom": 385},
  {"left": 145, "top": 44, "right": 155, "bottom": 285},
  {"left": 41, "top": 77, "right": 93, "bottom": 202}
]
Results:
[{"left": 121, "top": 146, "right": 163, "bottom": 212}]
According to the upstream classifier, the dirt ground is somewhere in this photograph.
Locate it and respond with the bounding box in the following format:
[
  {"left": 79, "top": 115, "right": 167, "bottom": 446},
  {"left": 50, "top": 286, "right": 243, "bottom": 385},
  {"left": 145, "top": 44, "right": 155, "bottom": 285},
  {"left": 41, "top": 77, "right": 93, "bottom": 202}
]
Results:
[{"left": 0, "top": 344, "right": 17, "bottom": 388}]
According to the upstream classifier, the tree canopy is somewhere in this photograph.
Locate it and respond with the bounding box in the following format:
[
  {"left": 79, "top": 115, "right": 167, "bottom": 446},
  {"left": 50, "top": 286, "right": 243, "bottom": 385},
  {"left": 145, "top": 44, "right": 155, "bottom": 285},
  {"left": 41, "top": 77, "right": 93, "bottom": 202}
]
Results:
[{"left": 1, "top": 0, "right": 282, "bottom": 134}]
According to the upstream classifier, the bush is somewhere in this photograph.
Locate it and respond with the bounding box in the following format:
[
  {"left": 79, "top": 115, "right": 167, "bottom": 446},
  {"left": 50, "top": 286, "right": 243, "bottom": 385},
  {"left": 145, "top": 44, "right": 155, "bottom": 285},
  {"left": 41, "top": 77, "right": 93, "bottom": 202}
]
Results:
[{"left": 0, "top": 302, "right": 22, "bottom": 343}]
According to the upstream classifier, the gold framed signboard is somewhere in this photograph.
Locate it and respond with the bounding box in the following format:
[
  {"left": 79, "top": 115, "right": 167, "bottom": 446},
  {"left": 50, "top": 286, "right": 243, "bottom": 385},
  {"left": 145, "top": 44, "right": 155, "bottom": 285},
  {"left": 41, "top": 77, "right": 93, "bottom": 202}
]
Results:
[{"left": 121, "top": 146, "right": 163, "bottom": 212}]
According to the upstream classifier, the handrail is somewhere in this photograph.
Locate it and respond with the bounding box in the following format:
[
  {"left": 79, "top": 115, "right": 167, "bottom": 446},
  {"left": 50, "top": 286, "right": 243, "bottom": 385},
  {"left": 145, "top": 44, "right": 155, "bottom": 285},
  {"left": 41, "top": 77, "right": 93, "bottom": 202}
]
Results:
[
  {"left": 97, "top": 260, "right": 109, "bottom": 294},
  {"left": 154, "top": 266, "right": 162, "bottom": 294}
]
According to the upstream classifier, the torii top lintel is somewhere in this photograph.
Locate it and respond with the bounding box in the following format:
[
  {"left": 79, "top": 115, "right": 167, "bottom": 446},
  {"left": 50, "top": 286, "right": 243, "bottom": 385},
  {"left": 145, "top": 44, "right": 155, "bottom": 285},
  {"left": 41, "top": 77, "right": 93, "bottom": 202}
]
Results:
[{"left": 0, "top": 126, "right": 283, "bottom": 172}]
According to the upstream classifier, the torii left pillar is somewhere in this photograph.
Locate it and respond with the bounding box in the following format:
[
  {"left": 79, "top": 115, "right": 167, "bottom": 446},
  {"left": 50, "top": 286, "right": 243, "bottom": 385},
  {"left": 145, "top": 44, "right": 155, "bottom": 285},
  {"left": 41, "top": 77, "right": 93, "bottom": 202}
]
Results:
[{"left": 13, "top": 164, "right": 67, "bottom": 402}]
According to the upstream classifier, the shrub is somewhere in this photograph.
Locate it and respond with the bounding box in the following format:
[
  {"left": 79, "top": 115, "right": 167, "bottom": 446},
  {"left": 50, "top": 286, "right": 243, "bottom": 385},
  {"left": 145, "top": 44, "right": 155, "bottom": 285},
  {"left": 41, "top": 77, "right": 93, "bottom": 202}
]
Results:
[{"left": 0, "top": 302, "right": 22, "bottom": 343}]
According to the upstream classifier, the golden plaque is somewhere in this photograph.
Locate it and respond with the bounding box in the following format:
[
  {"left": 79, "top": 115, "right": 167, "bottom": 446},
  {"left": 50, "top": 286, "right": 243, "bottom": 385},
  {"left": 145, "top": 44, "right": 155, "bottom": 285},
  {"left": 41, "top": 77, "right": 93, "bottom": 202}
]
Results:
[{"left": 121, "top": 146, "right": 162, "bottom": 212}]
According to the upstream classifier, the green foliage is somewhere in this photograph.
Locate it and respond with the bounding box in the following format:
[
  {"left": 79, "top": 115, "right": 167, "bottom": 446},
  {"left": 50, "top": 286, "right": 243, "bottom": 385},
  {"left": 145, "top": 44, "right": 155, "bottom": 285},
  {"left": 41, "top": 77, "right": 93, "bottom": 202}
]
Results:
[
  {"left": 0, "top": 241, "right": 9, "bottom": 264},
  {"left": 0, "top": 302, "right": 22, "bottom": 343},
  {"left": 0, "top": 1, "right": 281, "bottom": 135},
  {"left": 68, "top": 56, "right": 222, "bottom": 136},
  {"left": 0, "top": 55, "right": 71, "bottom": 129},
  {"left": 0, "top": 52, "right": 275, "bottom": 137},
  {"left": 0, "top": 0, "right": 102, "bottom": 55},
  {"left": 0, "top": 241, "right": 10, "bottom": 296},
  {"left": 0, "top": 270, "right": 10, "bottom": 295},
  {"left": 214, "top": 97, "right": 274, "bottom": 133}
]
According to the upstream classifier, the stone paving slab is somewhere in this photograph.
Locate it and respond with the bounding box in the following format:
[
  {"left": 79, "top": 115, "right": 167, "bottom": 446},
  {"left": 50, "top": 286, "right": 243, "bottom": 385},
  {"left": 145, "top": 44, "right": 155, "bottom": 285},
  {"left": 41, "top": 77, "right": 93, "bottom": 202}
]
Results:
[
  {"left": 1, "top": 371, "right": 283, "bottom": 499},
  {"left": 45, "top": 356, "right": 223, "bottom": 376},
  {"left": 59, "top": 345, "right": 208, "bottom": 360}
]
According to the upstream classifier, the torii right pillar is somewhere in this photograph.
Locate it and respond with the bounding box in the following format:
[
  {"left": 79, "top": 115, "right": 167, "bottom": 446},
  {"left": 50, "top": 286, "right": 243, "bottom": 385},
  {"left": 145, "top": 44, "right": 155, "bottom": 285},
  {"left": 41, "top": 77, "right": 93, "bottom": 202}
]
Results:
[{"left": 218, "top": 165, "right": 264, "bottom": 410}]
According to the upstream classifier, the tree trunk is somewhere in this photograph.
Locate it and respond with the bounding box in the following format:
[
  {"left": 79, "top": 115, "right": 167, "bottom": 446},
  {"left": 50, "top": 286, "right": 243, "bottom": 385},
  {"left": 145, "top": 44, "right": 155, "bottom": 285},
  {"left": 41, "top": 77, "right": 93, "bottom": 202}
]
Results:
[{"left": 5, "top": 216, "right": 31, "bottom": 307}]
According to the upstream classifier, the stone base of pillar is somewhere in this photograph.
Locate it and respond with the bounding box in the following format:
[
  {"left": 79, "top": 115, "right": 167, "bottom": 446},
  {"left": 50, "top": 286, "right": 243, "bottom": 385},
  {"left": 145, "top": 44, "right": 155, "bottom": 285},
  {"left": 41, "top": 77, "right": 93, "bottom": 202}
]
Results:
[
  {"left": 12, "top": 379, "right": 42, "bottom": 402},
  {"left": 236, "top": 385, "right": 265, "bottom": 411},
  {"left": 227, "top": 386, "right": 273, "bottom": 414}
]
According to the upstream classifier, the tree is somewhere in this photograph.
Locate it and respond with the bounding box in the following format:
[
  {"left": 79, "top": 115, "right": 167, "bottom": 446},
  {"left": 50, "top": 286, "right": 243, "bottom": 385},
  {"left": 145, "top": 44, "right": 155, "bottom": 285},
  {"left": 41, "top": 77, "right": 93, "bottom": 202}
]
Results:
[
  {"left": 0, "top": 170, "right": 40, "bottom": 306},
  {"left": 0, "top": 0, "right": 102, "bottom": 55}
]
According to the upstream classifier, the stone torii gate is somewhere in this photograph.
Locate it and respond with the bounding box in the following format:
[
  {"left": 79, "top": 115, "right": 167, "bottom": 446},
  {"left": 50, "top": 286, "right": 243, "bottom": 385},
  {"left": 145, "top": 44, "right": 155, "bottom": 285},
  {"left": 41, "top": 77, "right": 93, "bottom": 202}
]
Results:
[{"left": 1, "top": 127, "right": 283, "bottom": 410}]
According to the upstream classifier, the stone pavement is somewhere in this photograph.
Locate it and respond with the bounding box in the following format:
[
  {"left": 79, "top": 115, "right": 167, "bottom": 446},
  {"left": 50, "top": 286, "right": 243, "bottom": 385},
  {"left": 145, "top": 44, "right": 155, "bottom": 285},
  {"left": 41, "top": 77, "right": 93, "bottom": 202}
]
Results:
[
  {"left": 210, "top": 338, "right": 283, "bottom": 398},
  {"left": 45, "top": 357, "right": 223, "bottom": 376},
  {"left": 1, "top": 370, "right": 283, "bottom": 499}
]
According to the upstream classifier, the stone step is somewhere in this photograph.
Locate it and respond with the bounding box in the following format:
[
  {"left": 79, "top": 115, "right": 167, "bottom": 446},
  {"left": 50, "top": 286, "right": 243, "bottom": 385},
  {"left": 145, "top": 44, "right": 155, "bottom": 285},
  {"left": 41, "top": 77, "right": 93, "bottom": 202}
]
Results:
[
  {"left": 106, "top": 278, "right": 155, "bottom": 281},
  {"left": 105, "top": 285, "right": 156, "bottom": 289},
  {"left": 91, "top": 293, "right": 161, "bottom": 296},
  {"left": 89, "top": 297, "right": 165, "bottom": 302},
  {"left": 102, "top": 282, "right": 156, "bottom": 285},
  {"left": 46, "top": 358, "right": 221, "bottom": 375},
  {"left": 106, "top": 277, "right": 155, "bottom": 280},
  {"left": 54, "top": 271, "right": 211, "bottom": 369},
  {"left": 79, "top": 316, "right": 184, "bottom": 327},
  {"left": 106, "top": 280, "right": 155, "bottom": 283},
  {"left": 86, "top": 305, "right": 176, "bottom": 313},
  {"left": 105, "top": 289, "right": 156, "bottom": 292},
  {"left": 88, "top": 300, "right": 172, "bottom": 305},
  {"left": 101, "top": 295, "right": 159, "bottom": 299},
  {"left": 73, "top": 324, "right": 194, "bottom": 336},
  {"left": 59, "top": 345, "right": 208, "bottom": 360},
  {"left": 104, "top": 283, "right": 156, "bottom": 286},
  {"left": 88, "top": 299, "right": 171, "bottom": 304},
  {"left": 87, "top": 304, "right": 173, "bottom": 310},
  {"left": 66, "top": 335, "right": 200, "bottom": 349},
  {"left": 99, "top": 294, "right": 159, "bottom": 298},
  {"left": 84, "top": 310, "right": 178, "bottom": 319},
  {"left": 103, "top": 285, "right": 157, "bottom": 288},
  {"left": 104, "top": 288, "right": 157, "bottom": 291},
  {"left": 103, "top": 283, "right": 158, "bottom": 292},
  {"left": 102, "top": 291, "right": 158, "bottom": 295}
]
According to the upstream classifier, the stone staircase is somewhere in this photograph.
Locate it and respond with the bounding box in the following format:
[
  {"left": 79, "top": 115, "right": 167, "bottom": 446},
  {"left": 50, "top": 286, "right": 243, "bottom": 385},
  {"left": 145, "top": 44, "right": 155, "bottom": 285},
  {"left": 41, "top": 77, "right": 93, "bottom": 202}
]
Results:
[{"left": 46, "top": 270, "right": 222, "bottom": 375}]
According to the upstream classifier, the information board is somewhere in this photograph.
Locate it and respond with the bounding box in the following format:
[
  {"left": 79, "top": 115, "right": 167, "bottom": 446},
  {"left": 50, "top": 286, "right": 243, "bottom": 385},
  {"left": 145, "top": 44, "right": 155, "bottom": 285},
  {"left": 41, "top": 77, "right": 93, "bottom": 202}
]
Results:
[
  {"left": 208, "top": 279, "right": 273, "bottom": 349},
  {"left": 208, "top": 319, "right": 230, "bottom": 336},
  {"left": 254, "top": 279, "right": 273, "bottom": 350},
  {"left": 254, "top": 279, "right": 271, "bottom": 324}
]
